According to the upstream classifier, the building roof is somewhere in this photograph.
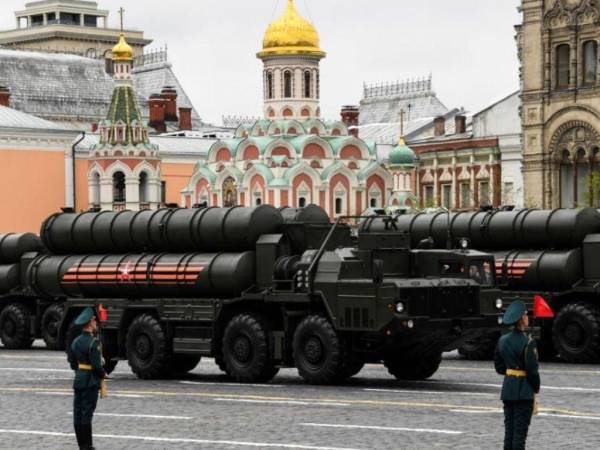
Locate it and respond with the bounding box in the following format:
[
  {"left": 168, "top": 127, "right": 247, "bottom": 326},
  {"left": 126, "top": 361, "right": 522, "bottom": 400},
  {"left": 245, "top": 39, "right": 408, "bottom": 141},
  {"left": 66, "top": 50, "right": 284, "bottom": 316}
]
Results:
[
  {"left": 0, "top": 104, "right": 74, "bottom": 131},
  {"left": 0, "top": 48, "right": 204, "bottom": 128}
]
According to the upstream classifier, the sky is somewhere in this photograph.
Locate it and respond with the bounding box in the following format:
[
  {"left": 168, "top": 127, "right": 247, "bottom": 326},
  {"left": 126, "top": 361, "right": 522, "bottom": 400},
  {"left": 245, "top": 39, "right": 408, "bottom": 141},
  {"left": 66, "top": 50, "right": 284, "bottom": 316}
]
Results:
[{"left": 0, "top": 0, "right": 522, "bottom": 125}]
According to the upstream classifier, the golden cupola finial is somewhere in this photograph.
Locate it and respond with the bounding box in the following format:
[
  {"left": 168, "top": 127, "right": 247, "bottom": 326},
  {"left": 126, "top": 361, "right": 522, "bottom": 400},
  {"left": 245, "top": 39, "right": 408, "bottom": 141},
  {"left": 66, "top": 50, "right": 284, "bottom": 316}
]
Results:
[
  {"left": 112, "top": 33, "right": 133, "bottom": 62},
  {"left": 258, "top": 0, "right": 325, "bottom": 59}
]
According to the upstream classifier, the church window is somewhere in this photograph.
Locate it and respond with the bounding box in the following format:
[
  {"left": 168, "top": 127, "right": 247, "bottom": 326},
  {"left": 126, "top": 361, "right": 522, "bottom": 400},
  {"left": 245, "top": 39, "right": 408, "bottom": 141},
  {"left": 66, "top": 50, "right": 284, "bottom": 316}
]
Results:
[
  {"left": 113, "top": 171, "right": 126, "bottom": 203},
  {"left": 267, "top": 72, "right": 274, "bottom": 99},
  {"left": 583, "top": 41, "right": 598, "bottom": 85},
  {"left": 370, "top": 198, "right": 377, "bottom": 208},
  {"left": 335, "top": 197, "right": 343, "bottom": 215},
  {"left": 284, "top": 71, "right": 292, "bottom": 98},
  {"left": 479, "top": 181, "right": 490, "bottom": 207},
  {"left": 299, "top": 197, "right": 306, "bottom": 208},
  {"left": 556, "top": 44, "right": 570, "bottom": 89},
  {"left": 460, "top": 183, "right": 471, "bottom": 209},
  {"left": 139, "top": 172, "right": 148, "bottom": 203},
  {"left": 256, "top": 197, "right": 262, "bottom": 206},
  {"left": 161, "top": 181, "right": 167, "bottom": 205},
  {"left": 304, "top": 71, "right": 311, "bottom": 98},
  {"left": 90, "top": 172, "right": 100, "bottom": 207},
  {"left": 424, "top": 185, "right": 434, "bottom": 207},
  {"left": 316, "top": 71, "right": 320, "bottom": 99},
  {"left": 442, "top": 184, "right": 452, "bottom": 209}
]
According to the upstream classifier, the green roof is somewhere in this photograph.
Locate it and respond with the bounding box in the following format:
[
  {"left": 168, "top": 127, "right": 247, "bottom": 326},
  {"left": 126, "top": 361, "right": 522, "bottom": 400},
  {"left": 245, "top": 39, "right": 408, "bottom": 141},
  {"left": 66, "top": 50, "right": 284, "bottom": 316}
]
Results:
[
  {"left": 251, "top": 163, "right": 274, "bottom": 182},
  {"left": 269, "top": 177, "right": 289, "bottom": 187},
  {"left": 389, "top": 139, "right": 416, "bottom": 166},
  {"left": 357, "top": 161, "right": 381, "bottom": 181},
  {"left": 102, "top": 85, "right": 151, "bottom": 147}
]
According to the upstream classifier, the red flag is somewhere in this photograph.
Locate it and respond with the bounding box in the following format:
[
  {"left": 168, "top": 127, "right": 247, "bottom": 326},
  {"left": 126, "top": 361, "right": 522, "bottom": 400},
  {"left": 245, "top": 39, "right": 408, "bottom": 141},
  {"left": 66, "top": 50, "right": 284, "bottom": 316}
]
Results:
[
  {"left": 97, "top": 303, "right": 108, "bottom": 322},
  {"left": 533, "top": 295, "right": 554, "bottom": 318}
]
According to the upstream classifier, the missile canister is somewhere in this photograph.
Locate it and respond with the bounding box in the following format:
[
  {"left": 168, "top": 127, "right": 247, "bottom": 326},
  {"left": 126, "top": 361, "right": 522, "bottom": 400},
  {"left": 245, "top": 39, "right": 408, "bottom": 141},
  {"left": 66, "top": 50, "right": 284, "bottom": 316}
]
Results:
[
  {"left": 28, "top": 252, "right": 255, "bottom": 299},
  {"left": 40, "top": 205, "right": 283, "bottom": 254},
  {"left": 0, "top": 233, "right": 41, "bottom": 263},
  {"left": 0, "top": 264, "right": 20, "bottom": 293},
  {"left": 360, "top": 208, "right": 600, "bottom": 250},
  {"left": 279, "top": 205, "right": 330, "bottom": 224},
  {"left": 493, "top": 249, "right": 582, "bottom": 290}
]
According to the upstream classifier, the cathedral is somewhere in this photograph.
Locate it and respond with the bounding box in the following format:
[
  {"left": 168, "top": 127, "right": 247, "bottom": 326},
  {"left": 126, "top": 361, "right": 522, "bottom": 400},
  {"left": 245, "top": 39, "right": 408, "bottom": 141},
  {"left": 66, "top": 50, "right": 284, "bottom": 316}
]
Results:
[{"left": 181, "top": 0, "right": 410, "bottom": 217}]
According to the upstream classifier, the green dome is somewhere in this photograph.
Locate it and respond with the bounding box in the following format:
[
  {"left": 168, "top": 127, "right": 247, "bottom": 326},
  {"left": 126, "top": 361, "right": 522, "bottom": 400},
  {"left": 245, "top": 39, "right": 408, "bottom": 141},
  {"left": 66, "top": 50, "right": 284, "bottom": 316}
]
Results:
[{"left": 389, "top": 138, "right": 416, "bottom": 166}]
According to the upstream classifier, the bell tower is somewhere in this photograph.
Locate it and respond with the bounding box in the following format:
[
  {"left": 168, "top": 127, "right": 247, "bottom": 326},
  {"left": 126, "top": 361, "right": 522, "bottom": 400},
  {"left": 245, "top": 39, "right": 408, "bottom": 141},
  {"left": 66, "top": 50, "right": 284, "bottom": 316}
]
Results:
[{"left": 257, "top": 0, "right": 326, "bottom": 120}]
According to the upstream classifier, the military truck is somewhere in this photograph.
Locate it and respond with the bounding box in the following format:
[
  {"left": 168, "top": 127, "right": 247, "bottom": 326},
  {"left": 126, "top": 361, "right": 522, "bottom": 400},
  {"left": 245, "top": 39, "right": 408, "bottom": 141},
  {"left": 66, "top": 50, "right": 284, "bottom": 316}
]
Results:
[
  {"left": 0, "top": 233, "right": 65, "bottom": 350},
  {"left": 19, "top": 205, "right": 501, "bottom": 383},
  {"left": 360, "top": 208, "right": 600, "bottom": 363}
]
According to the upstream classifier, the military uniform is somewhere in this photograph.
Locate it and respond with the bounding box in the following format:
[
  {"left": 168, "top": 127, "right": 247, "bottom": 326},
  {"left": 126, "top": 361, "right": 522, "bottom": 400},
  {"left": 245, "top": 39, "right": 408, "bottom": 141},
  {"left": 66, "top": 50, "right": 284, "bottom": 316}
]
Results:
[
  {"left": 494, "top": 301, "right": 540, "bottom": 450},
  {"left": 67, "top": 308, "right": 105, "bottom": 450}
]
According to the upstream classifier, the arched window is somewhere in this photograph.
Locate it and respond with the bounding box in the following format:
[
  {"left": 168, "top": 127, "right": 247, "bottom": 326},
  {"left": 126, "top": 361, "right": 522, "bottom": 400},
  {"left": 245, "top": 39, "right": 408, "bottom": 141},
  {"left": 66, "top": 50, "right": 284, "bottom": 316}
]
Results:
[
  {"left": 267, "top": 72, "right": 274, "bottom": 99},
  {"left": 560, "top": 150, "right": 574, "bottom": 207},
  {"left": 576, "top": 148, "right": 589, "bottom": 206},
  {"left": 139, "top": 172, "right": 148, "bottom": 203},
  {"left": 284, "top": 71, "right": 292, "bottom": 98},
  {"left": 113, "top": 171, "right": 126, "bottom": 203},
  {"left": 90, "top": 172, "right": 100, "bottom": 206},
  {"left": 370, "top": 198, "right": 377, "bottom": 208},
  {"left": 299, "top": 197, "right": 306, "bottom": 208},
  {"left": 256, "top": 197, "right": 262, "bottom": 206},
  {"left": 583, "top": 41, "right": 598, "bottom": 85},
  {"left": 304, "top": 71, "right": 311, "bottom": 98},
  {"left": 556, "top": 44, "right": 570, "bottom": 89},
  {"left": 335, "top": 197, "right": 343, "bottom": 215}
]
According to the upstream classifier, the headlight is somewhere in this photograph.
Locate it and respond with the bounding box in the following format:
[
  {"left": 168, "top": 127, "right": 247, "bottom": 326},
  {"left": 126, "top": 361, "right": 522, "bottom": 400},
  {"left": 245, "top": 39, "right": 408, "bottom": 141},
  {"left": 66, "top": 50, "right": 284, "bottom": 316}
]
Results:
[
  {"left": 407, "top": 320, "right": 414, "bottom": 329},
  {"left": 396, "top": 302, "right": 405, "bottom": 314},
  {"left": 495, "top": 298, "right": 503, "bottom": 310},
  {"left": 497, "top": 316, "right": 503, "bottom": 325}
]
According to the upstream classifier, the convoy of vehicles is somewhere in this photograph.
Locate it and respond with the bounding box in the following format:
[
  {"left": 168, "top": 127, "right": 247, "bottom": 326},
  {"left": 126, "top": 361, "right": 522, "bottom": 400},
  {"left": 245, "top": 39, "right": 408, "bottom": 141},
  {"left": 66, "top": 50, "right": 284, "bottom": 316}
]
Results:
[{"left": 0, "top": 204, "right": 503, "bottom": 383}]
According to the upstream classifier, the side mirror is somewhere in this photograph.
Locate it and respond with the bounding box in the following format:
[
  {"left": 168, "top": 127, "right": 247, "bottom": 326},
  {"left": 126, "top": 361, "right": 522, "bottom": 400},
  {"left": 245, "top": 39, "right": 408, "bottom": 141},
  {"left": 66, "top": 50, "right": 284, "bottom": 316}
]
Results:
[{"left": 373, "top": 259, "right": 384, "bottom": 285}]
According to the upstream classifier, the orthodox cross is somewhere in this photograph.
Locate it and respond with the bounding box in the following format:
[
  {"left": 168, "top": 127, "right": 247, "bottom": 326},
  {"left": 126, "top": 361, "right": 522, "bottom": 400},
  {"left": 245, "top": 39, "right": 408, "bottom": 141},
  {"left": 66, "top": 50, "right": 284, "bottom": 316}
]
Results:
[{"left": 118, "top": 7, "right": 125, "bottom": 31}]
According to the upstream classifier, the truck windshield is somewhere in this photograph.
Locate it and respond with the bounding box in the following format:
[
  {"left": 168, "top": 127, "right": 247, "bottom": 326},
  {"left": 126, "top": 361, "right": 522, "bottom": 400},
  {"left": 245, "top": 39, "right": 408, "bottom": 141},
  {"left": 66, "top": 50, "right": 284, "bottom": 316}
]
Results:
[
  {"left": 468, "top": 260, "right": 494, "bottom": 286},
  {"left": 439, "top": 260, "right": 494, "bottom": 286}
]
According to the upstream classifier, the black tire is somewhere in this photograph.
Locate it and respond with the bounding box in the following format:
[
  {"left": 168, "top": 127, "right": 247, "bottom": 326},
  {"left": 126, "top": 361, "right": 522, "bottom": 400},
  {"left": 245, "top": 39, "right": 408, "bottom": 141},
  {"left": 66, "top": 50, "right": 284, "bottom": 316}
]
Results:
[
  {"left": 292, "top": 315, "right": 349, "bottom": 384},
  {"left": 103, "top": 359, "right": 118, "bottom": 375},
  {"left": 0, "top": 303, "right": 33, "bottom": 349},
  {"left": 126, "top": 314, "right": 171, "bottom": 379},
  {"left": 171, "top": 354, "right": 202, "bottom": 374},
  {"left": 384, "top": 353, "right": 442, "bottom": 381},
  {"left": 221, "top": 313, "right": 278, "bottom": 383},
  {"left": 41, "top": 303, "right": 65, "bottom": 350},
  {"left": 458, "top": 331, "right": 500, "bottom": 360},
  {"left": 552, "top": 302, "right": 600, "bottom": 363}
]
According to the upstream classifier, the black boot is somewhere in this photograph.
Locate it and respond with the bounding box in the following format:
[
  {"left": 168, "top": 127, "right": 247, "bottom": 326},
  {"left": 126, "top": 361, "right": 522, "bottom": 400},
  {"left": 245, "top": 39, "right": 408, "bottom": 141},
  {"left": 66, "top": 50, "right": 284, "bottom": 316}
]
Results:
[
  {"left": 74, "top": 424, "right": 84, "bottom": 449},
  {"left": 81, "top": 424, "right": 95, "bottom": 450}
]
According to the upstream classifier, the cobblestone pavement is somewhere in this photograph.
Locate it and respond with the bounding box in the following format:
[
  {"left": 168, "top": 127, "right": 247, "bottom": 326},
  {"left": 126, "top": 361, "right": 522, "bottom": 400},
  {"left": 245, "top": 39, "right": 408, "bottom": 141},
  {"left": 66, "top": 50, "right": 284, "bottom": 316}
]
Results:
[{"left": 1, "top": 342, "right": 600, "bottom": 449}]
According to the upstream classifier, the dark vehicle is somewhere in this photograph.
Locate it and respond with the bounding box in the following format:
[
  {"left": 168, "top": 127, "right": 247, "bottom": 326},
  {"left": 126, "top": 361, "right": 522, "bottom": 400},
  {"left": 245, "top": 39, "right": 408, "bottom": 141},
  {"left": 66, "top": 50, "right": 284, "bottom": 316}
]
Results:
[
  {"left": 36, "top": 205, "right": 502, "bottom": 384},
  {"left": 0, "top": 233, "right": 65, "bottom": 350},
  {"left": 361, "top": 208, "right": 600, "bottom": 363}
]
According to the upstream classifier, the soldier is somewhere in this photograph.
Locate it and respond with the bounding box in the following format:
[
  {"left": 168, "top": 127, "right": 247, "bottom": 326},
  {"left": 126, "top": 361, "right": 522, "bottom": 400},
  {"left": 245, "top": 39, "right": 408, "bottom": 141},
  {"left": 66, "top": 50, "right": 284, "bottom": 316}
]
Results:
[
  {"left": 68, "top": 307, "right": 106, "bottom": 450},
  {"left": 494, "top": 300, "right": 540, "bottom": 450}
]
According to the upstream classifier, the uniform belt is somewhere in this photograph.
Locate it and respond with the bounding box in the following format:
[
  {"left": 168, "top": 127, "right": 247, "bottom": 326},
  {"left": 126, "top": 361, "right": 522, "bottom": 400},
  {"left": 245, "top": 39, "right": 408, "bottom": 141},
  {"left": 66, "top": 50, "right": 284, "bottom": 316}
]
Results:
[
  {"left": 506, "top": 369, "right": 526, "bottom": 377},
  {"left": 78, "top": 363, "right": 93, "bottom": 371}
]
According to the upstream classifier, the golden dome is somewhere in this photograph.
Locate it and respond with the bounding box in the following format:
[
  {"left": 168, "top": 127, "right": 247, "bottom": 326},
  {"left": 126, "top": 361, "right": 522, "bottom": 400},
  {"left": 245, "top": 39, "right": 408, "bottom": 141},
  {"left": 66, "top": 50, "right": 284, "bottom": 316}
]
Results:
[
  {"left": 112, "top": 33, "right": 133, "bottom": 61},
  {"left": 258, "top": 0, "right": 325, "bottom": 59}
]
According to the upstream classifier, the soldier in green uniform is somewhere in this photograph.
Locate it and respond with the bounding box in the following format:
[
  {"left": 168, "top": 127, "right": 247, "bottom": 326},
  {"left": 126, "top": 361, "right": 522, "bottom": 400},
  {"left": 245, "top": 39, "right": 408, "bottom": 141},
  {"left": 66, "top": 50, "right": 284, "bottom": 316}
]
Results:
[
  {"left": 68, "top": 308, "right": 106, "bottom": 450},
  {"left": 494, "top": 300, "right": 540, "bottom": 450}
]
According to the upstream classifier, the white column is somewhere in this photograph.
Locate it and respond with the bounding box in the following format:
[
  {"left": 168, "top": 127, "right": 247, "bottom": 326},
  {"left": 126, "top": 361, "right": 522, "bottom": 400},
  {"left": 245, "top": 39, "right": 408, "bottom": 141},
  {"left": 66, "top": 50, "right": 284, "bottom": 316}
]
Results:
[
  {"left": 100, "top": 177, "right": 113, "bottom": 211},
  {"left": 433, "top": 158, "right": 439, "bottom": 207},
  {"left": 64, "top": 149, "right": 74, "bottom": 208},
  {"left": 470, "top": 155, "right": 476, "bottom": 208},
  {"left": 43, "top": 14, "right": 48, "bottom": 25},
  {"left": 125, "top": 176, "right": 140, "bottom": 211},
  {"left": 147, "top": 178, "right": 160, "bottom": 209},
  {"left": 451, "top": 156, "right": 457, "bottom": 210}
]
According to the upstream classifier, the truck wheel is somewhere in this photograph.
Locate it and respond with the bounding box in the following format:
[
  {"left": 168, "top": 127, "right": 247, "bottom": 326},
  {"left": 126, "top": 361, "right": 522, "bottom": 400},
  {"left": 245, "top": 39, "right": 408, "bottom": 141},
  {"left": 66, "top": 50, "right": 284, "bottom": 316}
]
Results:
[
  {"left": 293, "top": 315, "right": 347, "bottom": 384},
  {"left": 552, "top": 302, "right": 600, "bottom": 363},
  {"left": 0, "top": 303, "right": 33, "bottom": 349},
  {"left": 221, "top": 313, "right": 278, "bottom": 383},
  {"left": 126, "top": 314, "right": 171, "bottom": 379},
  {"left": 384, "top": 353, "right": 442, "bottom": 381},
  {"left": 171, "top": 355, "right": 202, "bottom": 374},
  {"left": 41, "top": 303, "right": 65, "bottom": 350},
  {"left": 458, "top": 331, "right": 499, "bottom": 360}
]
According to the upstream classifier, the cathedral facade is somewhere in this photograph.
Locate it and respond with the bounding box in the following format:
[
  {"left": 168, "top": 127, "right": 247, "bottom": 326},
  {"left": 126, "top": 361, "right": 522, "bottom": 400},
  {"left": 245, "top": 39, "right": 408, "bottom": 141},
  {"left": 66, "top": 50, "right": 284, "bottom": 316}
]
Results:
[
  {"left": 519, "top": 0, "right": 600, "bottom": 208},
  {"left": 182, "top": 0, "right": 398, "bottom": 217}
]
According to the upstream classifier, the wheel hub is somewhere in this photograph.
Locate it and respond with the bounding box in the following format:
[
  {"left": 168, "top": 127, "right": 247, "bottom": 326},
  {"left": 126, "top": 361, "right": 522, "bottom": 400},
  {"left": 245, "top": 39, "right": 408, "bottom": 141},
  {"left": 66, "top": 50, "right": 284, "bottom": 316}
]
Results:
[
  {"left": 563, "top": 322, "right": 585, "bottom": 348},
  {"left": 135, "top": 334, "right": 152, "bottom": 360},
  {"left": 232, "top": 336, "right": 251, "bottom": 363},
  {"left": 3, "top": 319, "right": 15, "bottom": 337},
  {"left": 303, "top": 336, "right": 324, "bottom": 365}
]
